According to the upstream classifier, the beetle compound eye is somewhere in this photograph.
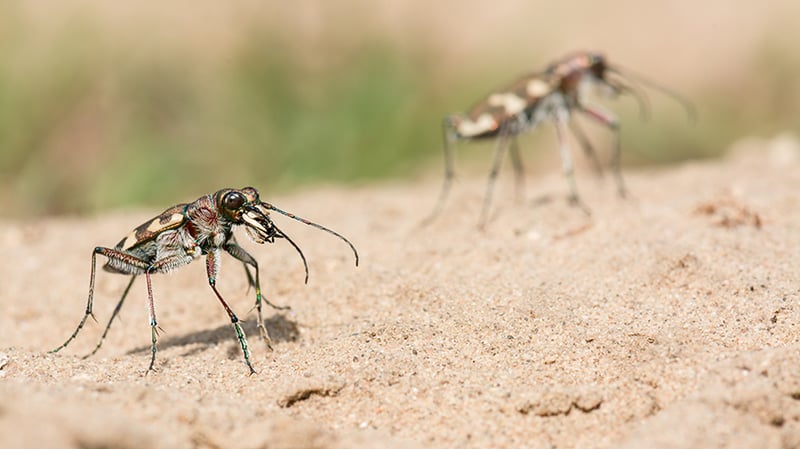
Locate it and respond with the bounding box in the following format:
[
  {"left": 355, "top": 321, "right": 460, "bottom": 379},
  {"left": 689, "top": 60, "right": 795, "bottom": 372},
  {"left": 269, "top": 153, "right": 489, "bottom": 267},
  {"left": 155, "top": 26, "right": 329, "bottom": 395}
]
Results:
[{"left": 222, "top": 191, "right": 246, "bottom": 211}]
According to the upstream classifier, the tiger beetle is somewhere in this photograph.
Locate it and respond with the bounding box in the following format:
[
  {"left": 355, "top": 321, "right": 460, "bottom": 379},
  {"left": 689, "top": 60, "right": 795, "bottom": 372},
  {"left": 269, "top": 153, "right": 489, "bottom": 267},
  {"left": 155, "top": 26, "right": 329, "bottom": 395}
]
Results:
[
  {"left": 50, "top": 187, "right": 359, "bottom": 374},
  {"left": 423, "top": 50, "right": 695, "bottom": 228}
]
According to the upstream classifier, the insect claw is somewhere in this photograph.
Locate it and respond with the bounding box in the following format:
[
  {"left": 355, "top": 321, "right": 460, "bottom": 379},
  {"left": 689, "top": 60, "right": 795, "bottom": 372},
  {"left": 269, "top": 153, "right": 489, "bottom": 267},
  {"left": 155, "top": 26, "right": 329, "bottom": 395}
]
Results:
[
  {"left": 568, "top": 195, "right": 592, "bottom": 216},
  {"left": 89, "top": 312, "right": 98, "bottom": 324},
  {"left": 258, "top": 328, "right": 274, "bottom": 351}
]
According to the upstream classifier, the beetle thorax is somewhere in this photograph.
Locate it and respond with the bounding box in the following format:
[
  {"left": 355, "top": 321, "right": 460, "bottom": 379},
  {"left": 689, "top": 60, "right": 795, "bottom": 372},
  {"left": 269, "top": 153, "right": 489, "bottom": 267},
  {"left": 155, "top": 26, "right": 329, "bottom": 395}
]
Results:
[{"left": 184, "top": 195, "right": 232, "bottom": 250}]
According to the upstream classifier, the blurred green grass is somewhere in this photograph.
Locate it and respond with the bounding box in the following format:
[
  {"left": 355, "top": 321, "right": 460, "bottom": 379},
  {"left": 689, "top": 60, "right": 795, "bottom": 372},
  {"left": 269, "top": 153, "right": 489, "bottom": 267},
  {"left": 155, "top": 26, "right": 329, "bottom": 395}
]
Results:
[
  {"left": 0, "top": 4, "right": 798, "bottom": 217},
  {"left": 0, "top": 19, "right": 447, "bottom": 215}
]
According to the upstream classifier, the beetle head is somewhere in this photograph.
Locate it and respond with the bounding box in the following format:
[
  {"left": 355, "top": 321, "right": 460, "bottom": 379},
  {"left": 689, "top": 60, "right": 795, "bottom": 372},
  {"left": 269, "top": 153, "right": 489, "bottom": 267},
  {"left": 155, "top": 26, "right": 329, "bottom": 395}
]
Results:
[
  {"left": 213, "top": 186, "right": 359, "bottom": 285},
  {"left": 584, "top": 52, "right": 607, "bottom": 79},
  {"left": 215, "top": 187, "right": 279, "bottom": 243}
]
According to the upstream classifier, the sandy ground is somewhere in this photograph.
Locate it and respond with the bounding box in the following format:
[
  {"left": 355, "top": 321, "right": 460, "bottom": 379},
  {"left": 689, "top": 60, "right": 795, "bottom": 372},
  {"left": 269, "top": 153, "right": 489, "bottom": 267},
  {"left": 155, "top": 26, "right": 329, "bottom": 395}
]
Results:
[{"left": 1, "top": 135, "right": 799, "bottom": 449}]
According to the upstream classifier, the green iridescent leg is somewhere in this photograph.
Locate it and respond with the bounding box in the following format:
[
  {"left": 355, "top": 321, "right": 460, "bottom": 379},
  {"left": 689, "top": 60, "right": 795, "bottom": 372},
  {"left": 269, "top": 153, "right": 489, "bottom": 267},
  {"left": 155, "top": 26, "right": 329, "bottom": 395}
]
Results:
[{"left": 225, "top": 241, "right": 289, "bottom": 350}]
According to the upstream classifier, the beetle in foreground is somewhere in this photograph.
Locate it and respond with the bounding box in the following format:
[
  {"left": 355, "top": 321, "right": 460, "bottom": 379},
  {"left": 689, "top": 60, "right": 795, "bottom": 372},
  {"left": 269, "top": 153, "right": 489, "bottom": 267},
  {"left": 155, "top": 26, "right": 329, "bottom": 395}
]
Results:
[
  {"left": 423, "top": 50, "right": 695, "bottom": 227},
  {"left": 50, "top": 187, "right": 359, "bottom": 374}
]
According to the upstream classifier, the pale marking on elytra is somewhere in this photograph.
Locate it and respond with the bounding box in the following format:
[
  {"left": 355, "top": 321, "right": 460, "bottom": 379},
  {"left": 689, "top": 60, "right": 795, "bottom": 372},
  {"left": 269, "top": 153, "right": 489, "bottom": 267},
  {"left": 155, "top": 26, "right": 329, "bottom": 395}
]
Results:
[
  {"left": 119, "top": 213, "right": 184, "bottom": 251},
  {"left": 527, "top": 79, "right": 551, "bottom": 97},
  {"left": 146, "top": 213, "right": 184, "bottom": 233},
  {"left": 488, "top": 93, "right": 527, "bottom": 115},
  {"left": 456, "top": 114, "right": 497, "bottom": 137}
]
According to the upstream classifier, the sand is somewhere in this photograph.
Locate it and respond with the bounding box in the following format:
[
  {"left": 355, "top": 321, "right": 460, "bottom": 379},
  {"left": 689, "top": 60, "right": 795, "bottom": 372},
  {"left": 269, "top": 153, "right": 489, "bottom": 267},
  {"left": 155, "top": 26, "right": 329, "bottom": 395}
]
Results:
[{"left": 1, "top": 135, "right": 799, "bottom": 449}]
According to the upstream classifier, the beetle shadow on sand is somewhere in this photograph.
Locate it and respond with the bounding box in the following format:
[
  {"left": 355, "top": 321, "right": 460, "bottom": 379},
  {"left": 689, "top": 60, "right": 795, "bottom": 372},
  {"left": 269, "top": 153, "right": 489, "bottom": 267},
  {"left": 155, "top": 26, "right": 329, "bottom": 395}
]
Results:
[{"left": 126, "top": 314, "right": 300, "bottom": 358}]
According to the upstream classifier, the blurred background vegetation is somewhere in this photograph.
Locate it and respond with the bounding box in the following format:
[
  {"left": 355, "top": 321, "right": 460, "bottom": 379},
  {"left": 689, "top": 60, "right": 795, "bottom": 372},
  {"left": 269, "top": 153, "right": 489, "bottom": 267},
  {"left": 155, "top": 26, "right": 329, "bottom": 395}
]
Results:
[{"left": 0, "top": 0, "right": 798, "bottom": 216}]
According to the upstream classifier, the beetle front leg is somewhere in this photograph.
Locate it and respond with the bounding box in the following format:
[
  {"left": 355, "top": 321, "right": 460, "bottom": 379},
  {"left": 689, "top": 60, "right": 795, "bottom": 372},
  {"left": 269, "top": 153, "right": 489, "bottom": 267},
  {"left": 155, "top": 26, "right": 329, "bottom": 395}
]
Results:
[
  {"left": 206, "top": 249, "right": 257, "bottom": 374},
  {"left": 241, "top": 261, "right": 257, "bottom": 294},
  {"left": 580, "top": 103, "right": 625, "bottom": 198},
  {"left": 228, "top": 236, "right": 288, "bottom": 311},
  {"left": 224, "top": 242, "right": 289, "bottom": 351}
]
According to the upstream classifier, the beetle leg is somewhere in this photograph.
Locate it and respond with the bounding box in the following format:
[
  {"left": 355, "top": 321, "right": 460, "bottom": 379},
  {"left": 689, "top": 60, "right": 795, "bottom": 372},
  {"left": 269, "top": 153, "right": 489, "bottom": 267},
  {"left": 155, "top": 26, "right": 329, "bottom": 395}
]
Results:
[
  {"left": 568, "top": 119, "right": 604, "bottom": 178},
  {"left": 84, "top": 275, "right": 137, "bottom": 358},
  {"left": 554, "top": 115, "right": 591, "bottom": 214},
  {"left": 139, "top": 253, "right": 193, "bottom": 373},
  {"left": 579, "top": 103, "right": 625, "bottom": 197},
  {"left": 478, "top": 124, "right": 513, "bottom": 229},
  {"left": 421, "top": 116, "right": 459, "bottom": 226},
  {"left": 51, "top": 247, "right": 149, "bottom": 355},
  {"left": 224, "top": 241, "right": 289, "bottom": 351},
  {"left": 206, "top": 249, "right": 257, "bottom": 374},
  {"left": 508, "top": 136, "right": 525, "bottom": 204},
  {"left": 143, "top": 269, "right": 159, "bottom": 373}
]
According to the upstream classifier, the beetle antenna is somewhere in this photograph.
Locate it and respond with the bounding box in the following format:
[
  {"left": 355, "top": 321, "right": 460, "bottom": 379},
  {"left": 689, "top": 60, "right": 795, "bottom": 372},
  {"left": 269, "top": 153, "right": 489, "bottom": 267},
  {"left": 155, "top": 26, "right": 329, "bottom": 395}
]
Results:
[
  {"left": 261, "top": 203, "right": 359, "bottom": 267},
  {"left": 273, "top": 225, "right": 310, "bottom": 284},
  {"left": 608, "top": 64, "right": 696, "bottom": 123},
  {"left": 605, "top": 75, "right": 652, "bottom": 121}
]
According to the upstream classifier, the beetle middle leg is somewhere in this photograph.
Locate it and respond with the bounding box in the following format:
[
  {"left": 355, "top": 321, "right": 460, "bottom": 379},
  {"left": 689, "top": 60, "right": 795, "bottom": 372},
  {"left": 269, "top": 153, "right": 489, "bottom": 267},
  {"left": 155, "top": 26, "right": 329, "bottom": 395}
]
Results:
[
  {"left": 143, "top": 269, "right": 160, "bottom": 373},
  {"left": 568, "top": 119, "right": 604, "bottom": 178},
  {"left": 554, "top": 116, "right": 591, "bottom": 214},
  {"left": 508, "top": 136, "right": 525, "bottom": 204},
  {"left": 478, "top": 125, "right": 513, "bottom": 229}
]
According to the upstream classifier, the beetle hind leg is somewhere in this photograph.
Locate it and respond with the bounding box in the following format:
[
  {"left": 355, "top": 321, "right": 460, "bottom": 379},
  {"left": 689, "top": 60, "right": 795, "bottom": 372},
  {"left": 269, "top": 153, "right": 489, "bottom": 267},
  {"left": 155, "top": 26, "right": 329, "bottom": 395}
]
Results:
[
  {"left": 50, "top": 248, "right": 103, "bottom": 354},
  {"left": 84, "top": 275, "right": 137, "bottom": 358},
  {"left": 52, "top": 247, "right": 149, "bottom": 356}
]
